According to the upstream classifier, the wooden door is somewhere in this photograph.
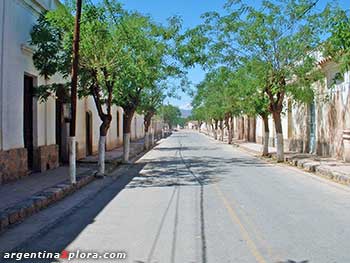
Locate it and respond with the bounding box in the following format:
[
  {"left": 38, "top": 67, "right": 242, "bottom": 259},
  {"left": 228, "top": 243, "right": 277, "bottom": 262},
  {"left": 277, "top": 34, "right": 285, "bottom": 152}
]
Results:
[{"left": 23, "top": 75, "right": 34, "bottom": 170}]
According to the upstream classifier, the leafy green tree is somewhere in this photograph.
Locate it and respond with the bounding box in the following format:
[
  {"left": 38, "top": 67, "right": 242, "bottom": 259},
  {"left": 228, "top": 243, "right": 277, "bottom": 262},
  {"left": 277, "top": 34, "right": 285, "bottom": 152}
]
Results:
[
  {"left": 138, "top": 85, "right": 165, "bottom": 150},
  {"left": 192, "top": 68, "right": 228, "bottom": 140},
  {"left": 30, "top": 0, "right": 182, "bottom": 170},
  {"left": 199, "top": 0, "right": 328, "bottom": 161},
  {"left": 31, "top": 1, "right": 130, "bottom": 173},
  {"left": 105, "top": 1, "right": 183, "bottom": 161},
  {"left": 160, "top": 105, "right": 182, "bottom": 129},
  {"left": 324, "top": 7, "right": 350, "bottom": 73},
  {"left": 234, "top": 59, "right": 271, "bottom": 155}
]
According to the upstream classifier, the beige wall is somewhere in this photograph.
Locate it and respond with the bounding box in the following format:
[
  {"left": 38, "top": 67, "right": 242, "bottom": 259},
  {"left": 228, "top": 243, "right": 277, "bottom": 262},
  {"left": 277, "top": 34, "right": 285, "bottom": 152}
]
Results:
[
  {"left": 268, "top": 61, "right": 350, "bottom": 159},
  {"left": 314, "top": 63, "right": 350, "bottom": 158}
]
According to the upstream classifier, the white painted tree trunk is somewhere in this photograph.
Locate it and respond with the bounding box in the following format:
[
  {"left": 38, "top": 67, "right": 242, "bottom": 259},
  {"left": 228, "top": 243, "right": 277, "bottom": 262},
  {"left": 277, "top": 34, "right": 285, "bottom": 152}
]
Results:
[
  {"left": 228, "top": 118, "right": 234, "bottom": 144},
  {"left": 123, "top": 133, "right": 130, "bottom": 162},
  {"left": 263, "top": 132, "right": 269, "bottom": 156},
  {"left": 213, "top": 130, "right": 217, "bottom": 140},
  {"left": 97, "top": 136, "right": 106, "bottom": 175},
  {"left": 220, "top": 128, "right": 224, "bottom": 141},
  {"left": 276, "top": 133, "right": 284, "bottom": 162},
  {"left": 68, "top": 136, "right": 76, "bottom": 184},
  {"left": 151, "top": 131, "right": 155, "bottom": 145},
  {"left": 145, "top": 131, "right": 150, "bottom": 150}
]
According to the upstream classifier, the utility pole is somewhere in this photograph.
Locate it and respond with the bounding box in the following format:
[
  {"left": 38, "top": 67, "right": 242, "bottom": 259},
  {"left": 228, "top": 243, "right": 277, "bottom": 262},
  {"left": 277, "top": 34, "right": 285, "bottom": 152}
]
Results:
[{"left": 69, "top": 0, "right": 83, "bottom": 184}]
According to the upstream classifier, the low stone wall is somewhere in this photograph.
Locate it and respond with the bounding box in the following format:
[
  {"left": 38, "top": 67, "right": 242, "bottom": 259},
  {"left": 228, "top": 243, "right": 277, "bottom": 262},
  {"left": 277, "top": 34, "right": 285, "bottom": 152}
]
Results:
[
  {"left": 0, "top": 148, "right": 28, "bottom": 184},
  {"left": 35, "top": 145, "right": 59, "bottom": 172},
  {"left": 289, "top": 138, "right": 305, "bottom": 153}
]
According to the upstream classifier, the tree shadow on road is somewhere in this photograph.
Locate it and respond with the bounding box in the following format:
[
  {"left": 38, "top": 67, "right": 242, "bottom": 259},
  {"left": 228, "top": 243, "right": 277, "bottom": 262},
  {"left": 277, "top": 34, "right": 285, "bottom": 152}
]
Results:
[
  {"left": 6, "top": 163, "right": 146, "bottom": 263},
  {"left": 277, "top": 260, "right": 309, "bottom": 263},
  {"left": 126, "top": 156, "right": 224, "bottom": 189}
]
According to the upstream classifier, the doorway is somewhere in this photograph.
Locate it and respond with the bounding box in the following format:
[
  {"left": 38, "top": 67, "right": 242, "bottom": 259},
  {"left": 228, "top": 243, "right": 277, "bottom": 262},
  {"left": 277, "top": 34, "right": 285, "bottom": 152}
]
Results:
[
  {"left": 55, "top": 85, "right": 67, "bottom": 163},
  {"left": 86, "top": 112, "right": 93, "bottom": 156},
  {"left": 23, "top": 75, "right": 34, "bottom": 170},
  {"left": 116, "top": 110, "right": 120, "bottom": 138}
]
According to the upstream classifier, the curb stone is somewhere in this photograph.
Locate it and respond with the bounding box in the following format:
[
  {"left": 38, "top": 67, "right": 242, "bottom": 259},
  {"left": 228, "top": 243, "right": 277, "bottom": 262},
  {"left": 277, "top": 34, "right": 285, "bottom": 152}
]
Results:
[
  {"left": 215, "top": 135, "right": 350, "bottom": 187},
  {"left": 0, "top": 175, "right": 95, "bottom": 234},
  {"left": 0, "top": 141, "right": 149, "bottom": 235}
]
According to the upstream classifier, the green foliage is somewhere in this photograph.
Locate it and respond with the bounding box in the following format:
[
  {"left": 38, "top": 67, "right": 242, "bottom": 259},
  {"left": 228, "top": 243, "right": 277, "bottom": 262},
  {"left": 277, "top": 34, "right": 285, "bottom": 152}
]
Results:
[
  {"left": 324, "top": 7, "right": 350, "bottom": 72},
  {"left": 30, "top": 0, "right": 184, "bottom": 133},
  {"left": 220, "top": 0, "right": 328, "bottom": 106},
  {"left": 187, "top": 0, "right": 329, "bottom": 132},
  {"left": 138, "top": 85, "right": 165, "bottom": 120},
  {"left": 30, "top": 13, "right": 68, "bottom": 80},
  {"left": 160, "top": 104, "right": 182, "bottom": 128}
]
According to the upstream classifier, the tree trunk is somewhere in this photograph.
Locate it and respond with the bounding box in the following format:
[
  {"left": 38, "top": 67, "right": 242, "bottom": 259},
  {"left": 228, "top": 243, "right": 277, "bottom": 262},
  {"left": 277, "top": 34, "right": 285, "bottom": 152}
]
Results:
[
  {"left": 224, "top": 115, "right": 229, "bottom": 144},
  {"left": 262, "top": 115, "right": 270, "bottom": 156},
  {"left": 151, "top": 130, "right": 155, "bottom": 145},
  {"left": 228, "top": 117, "right": 234, "bottom": 144},
  {"left": 144, "top": 113, "right": 153, "bottom": 151},
  {"left": 68, "top": 137, "right": 76, "bottom": 184},
  {"left": 220, "top": 120, "right": 224, "bottom": 141},
  {"left": 239, "top": 117, "right": 244, "bottom": 140},
  {"left": 273, "top": 111, "right": 284, "bottom": 162},
  {"left": 214, "top": 120, "right": 218, "bottom": 140},
  {"left": 97, "top": 114, "right": 112, "bottom": 176},
  {"left": 249, "top": 117, "right": 256, "bottom": 142},
  {"left": 123, "top": 108, "right": 135, "bottom": 162},
  {"left": 68, "top": 0, "right": 82, "bottom": 184}
]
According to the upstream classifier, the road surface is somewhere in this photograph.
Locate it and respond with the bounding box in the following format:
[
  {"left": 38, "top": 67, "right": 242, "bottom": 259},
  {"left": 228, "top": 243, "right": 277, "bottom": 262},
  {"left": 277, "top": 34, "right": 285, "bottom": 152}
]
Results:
[{"left": 7, "top": 131, "right": 350, "bottom": 263}]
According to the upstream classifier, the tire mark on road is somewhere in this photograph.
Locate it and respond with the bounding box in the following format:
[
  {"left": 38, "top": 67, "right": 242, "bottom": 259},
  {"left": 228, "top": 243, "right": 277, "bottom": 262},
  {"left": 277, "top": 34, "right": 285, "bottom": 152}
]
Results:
[
  {"left": 177, "top": 135, "right": 208, "bottom": 263},
  {"left": 147, "top": 149, "right": 180, "bottom": 263},
  {"left": 146, "top": 184, "right": 178, "bottom": 263},
  {"left": 170, "top": 183, "right": 180, "bottom": 263}
]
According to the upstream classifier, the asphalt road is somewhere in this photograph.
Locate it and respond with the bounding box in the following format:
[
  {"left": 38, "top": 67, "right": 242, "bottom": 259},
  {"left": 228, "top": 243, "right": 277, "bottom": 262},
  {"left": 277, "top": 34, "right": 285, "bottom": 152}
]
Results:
[{"left": 9, "top": 130, "right": 350, "bottom": 263}]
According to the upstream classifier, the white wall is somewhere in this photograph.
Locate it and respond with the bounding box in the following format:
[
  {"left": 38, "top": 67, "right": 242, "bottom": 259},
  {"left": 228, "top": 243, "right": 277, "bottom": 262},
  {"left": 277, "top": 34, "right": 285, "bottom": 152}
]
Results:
[
  {"left": 0, "top": 0, "right": 146, "bottom": 157},
  {"left": 0, "top": 0, "right": 62, "bottom": 151},
  {"left": 131, "top": 113, "right": 145, "bottom": 140},
  {"left": 0, "top": 0, "right": 5, "bottom": 150}
]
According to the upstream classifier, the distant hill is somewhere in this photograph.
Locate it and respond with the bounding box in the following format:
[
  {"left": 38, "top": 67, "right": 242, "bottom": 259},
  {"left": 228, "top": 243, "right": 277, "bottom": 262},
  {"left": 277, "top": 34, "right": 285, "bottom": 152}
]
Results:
[{"left": 180, "top": 109, "right": 192, "bottom": 118}]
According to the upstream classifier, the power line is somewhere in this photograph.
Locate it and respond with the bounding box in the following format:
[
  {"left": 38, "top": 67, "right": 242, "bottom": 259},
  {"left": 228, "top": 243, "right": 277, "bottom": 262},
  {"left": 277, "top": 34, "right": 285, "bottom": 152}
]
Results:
[{"left": 276, "top": 0, "right": 320, "bottom": 42}]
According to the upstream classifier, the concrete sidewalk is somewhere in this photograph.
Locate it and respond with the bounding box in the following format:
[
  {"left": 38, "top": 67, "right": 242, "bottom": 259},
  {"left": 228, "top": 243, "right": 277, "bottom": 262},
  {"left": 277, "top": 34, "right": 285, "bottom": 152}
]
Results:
[
  {"left": 79, "top": 138, "right": 145, "bottom": 164},
  {"left": 0, "top": 138, "right": 148, "bottom": 233},
  {"left": 233, "top": 139, "right": 350, "bottom": 186}
]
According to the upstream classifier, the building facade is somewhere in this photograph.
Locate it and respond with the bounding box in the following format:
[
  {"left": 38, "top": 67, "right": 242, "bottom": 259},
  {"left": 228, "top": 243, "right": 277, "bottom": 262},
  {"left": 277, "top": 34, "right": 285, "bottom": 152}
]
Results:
[
  {"left": 0, "top": 0, "right": 145, "bottom": 184},
  {"left": 254, "top": 58, "right": 350, "bottom": 161}
]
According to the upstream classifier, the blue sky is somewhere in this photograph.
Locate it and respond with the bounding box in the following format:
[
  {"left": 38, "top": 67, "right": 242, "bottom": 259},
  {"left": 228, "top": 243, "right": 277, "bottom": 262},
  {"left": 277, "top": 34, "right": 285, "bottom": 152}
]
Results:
[
  {"left": 102, "top": 0, "right": 349, "bottom": 110},
  {"left": 116, "top": 0, "right": 227, "bottom": 110}
]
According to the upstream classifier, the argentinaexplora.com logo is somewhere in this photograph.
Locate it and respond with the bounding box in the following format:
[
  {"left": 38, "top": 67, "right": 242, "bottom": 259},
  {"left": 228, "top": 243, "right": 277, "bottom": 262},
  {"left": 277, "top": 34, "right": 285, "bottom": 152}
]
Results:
[{"left": 2, "top": 250, "right": 127, "bottom": 261}]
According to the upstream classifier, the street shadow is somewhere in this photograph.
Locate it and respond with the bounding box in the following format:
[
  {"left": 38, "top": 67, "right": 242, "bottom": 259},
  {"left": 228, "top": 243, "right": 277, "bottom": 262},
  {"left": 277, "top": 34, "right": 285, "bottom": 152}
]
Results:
[
  {"left": 126, "top": 152, "right": 272, "bottom": 189},
  {"left": 277, "top": 260, "right": 309, "bottom": 263},
  {"left": 5, "top": 163, "right": 146, "bottom": 263},
  {"left": 126, "top": 155, "right": 225, "bottom": 189},
  {"left": 153, "top": 146, "right": 221, "bottom": 152},
  {"left": 4, "top": 132, "right": 272, "bottom": 263}
]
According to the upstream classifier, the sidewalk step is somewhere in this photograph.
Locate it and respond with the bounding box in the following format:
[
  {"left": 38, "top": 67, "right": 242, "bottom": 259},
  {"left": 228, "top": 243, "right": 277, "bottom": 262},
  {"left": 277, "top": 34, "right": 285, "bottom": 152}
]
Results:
[
  {"left": 204, "top": 133, "right": 350, "bottom": 187},
  {"left": 0, "top": 138, "right": 157, "bottom": 236},
  {"left": 0, "top": 174, "right": 95, "bottom": 233}
]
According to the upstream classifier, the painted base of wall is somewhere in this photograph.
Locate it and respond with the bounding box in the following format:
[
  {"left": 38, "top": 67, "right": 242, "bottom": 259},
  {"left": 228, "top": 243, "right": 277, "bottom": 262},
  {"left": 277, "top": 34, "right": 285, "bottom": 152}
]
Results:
[
  {"left": 35, "top": 144, "right": 59, "bottom": 172},
  {"left": 0, "top": 148, "right": 28, "bottom": 184},
  {"left": 289, "top": 139, "right": 305, "bottom": 153},
  {"left": 256, "top": 136, "right": 263, "bottom": 144},
  {"left": 316, "top": 141, "right": 332, "bottom": 157},
  {"left": 256, "top": 136, "right": 290, "bottom": 149},
  {"left": 289, "top": 139, "right": 332, "bottom": 157}
]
